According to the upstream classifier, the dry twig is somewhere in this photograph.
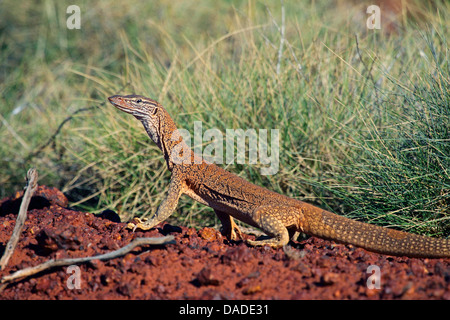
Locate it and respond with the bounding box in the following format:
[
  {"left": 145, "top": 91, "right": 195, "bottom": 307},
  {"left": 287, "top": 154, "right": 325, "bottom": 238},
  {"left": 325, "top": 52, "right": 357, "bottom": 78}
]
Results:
[
  {"left": 0, "top": 168, "right": 38, "bottom": 270},
  {"left": 276, "top": 0, "right": 285, "bottom": 75},
  {"left": 0, "top": 236, "right": 174, "bottom": 288}
]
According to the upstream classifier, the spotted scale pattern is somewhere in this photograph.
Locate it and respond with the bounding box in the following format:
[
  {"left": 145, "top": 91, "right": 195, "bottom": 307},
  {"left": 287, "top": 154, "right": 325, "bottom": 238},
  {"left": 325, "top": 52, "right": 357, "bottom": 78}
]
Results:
[{"left": 108, "top": 95, "right": 450, "bottom": 258}]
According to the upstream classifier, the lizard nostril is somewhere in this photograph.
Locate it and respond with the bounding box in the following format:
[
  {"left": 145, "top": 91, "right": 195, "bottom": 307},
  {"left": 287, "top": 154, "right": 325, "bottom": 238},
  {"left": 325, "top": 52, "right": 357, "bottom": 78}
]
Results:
[{"left": 108, "top": 95, "right": 122, "bottom": 102}]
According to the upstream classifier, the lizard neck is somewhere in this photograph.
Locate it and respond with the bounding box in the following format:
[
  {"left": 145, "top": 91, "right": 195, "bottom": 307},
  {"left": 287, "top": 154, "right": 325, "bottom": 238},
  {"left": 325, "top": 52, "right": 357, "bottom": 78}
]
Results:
[{"left": 141, "top": 109, "right": 194, "bottom": 171}]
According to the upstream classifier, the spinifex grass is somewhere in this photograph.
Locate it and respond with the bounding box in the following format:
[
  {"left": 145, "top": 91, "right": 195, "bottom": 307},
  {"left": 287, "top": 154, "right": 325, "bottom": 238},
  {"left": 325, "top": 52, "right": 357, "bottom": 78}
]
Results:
[{"left": 323, "top": 46, "right": 449, "bottom": 237}]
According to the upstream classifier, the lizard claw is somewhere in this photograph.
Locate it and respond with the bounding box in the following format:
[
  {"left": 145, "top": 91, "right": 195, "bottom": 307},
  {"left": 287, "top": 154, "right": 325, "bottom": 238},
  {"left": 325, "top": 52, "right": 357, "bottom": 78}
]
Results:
[
  {"left": 126, "top": 217, "right": 154, "bottom": 231},
  {"left": 230, "top": 218, "right": 244, "bottom": 240},
  {"left": 233, "top": 225, "right": 244, "bottom": 240},
  {"left": 221, "top": 223, "right": 244, "bottom": 241}
]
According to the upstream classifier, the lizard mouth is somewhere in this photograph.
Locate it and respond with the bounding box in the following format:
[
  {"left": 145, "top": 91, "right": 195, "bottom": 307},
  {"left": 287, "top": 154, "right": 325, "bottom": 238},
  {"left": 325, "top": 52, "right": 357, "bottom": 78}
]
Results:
[{"left": 108, "top": 95, "right": 133, "bottom": 114}]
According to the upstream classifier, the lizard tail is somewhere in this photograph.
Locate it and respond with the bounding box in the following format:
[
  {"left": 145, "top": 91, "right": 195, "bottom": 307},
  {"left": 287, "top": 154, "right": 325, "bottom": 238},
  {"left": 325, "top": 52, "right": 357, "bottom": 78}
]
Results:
[{"left": 300, "top": 205, "right": 450, "bottom": 258}]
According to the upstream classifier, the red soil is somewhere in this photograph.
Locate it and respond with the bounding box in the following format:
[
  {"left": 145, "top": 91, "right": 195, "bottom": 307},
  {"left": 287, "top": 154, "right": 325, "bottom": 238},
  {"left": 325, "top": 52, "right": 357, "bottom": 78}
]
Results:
[{"left": 0, "top": 186, "right": 449, "bottom": 300}]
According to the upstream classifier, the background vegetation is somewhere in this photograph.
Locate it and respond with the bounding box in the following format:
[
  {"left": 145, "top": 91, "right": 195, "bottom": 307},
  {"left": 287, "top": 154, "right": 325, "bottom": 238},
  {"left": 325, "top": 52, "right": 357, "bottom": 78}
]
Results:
[{"left": 1, "top": 0, "right": 448, "bottom": 237}]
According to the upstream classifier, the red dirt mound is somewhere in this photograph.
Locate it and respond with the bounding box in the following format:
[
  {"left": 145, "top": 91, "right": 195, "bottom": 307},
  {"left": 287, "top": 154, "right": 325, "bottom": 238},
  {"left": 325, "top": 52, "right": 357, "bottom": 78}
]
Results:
[{"left": 0, "top": 186, "right": 449, "bottom": 300}]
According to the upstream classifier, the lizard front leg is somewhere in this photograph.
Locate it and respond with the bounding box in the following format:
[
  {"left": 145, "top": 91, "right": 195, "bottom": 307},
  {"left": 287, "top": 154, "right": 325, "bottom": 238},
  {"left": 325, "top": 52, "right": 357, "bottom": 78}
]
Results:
[{"left": 127, "top": 171, "right": 184, "bottom": 231}]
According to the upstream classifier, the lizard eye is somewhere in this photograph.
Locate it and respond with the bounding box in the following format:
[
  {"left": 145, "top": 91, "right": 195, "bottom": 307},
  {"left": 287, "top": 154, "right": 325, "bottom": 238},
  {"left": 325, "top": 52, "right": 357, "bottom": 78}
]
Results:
[{"left": 136, "top": 99, "right": 142, "bottom": 103}]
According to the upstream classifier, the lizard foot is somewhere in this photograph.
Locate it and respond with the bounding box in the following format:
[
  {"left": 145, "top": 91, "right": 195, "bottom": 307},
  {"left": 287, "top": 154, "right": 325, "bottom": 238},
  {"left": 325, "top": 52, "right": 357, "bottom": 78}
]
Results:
[
  {"left": 246, "top": 236, "right": 288, "bottom": 249},
  {"left": 220, "top": 220, "right": 244, "bottom": 241},
  {"left": 126, "top": 217, "right": 155, "bottom": 231}
]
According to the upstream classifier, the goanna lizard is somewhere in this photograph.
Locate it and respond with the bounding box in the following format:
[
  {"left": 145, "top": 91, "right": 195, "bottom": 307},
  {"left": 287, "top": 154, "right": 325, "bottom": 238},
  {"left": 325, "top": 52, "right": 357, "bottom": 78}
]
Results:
[{"left": 108, "top": 95, "right": 449, "bottom": 258}]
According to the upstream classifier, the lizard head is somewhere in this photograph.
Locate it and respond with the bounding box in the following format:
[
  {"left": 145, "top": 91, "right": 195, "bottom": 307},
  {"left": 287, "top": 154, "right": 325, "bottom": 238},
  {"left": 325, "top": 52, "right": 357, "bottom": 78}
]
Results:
[
  {"left": 108, "top": 95, "right": 160, "bottom": 120},
  {"left": 108, "top": 94, "right": 164, "bottom": 148}
]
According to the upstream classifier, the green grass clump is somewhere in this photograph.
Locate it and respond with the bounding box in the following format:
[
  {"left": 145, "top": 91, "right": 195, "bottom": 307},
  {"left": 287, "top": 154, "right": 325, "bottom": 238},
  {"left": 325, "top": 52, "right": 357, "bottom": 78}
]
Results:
[{"left": 325, "top": 45, "right": 449, "bottom": 236}]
